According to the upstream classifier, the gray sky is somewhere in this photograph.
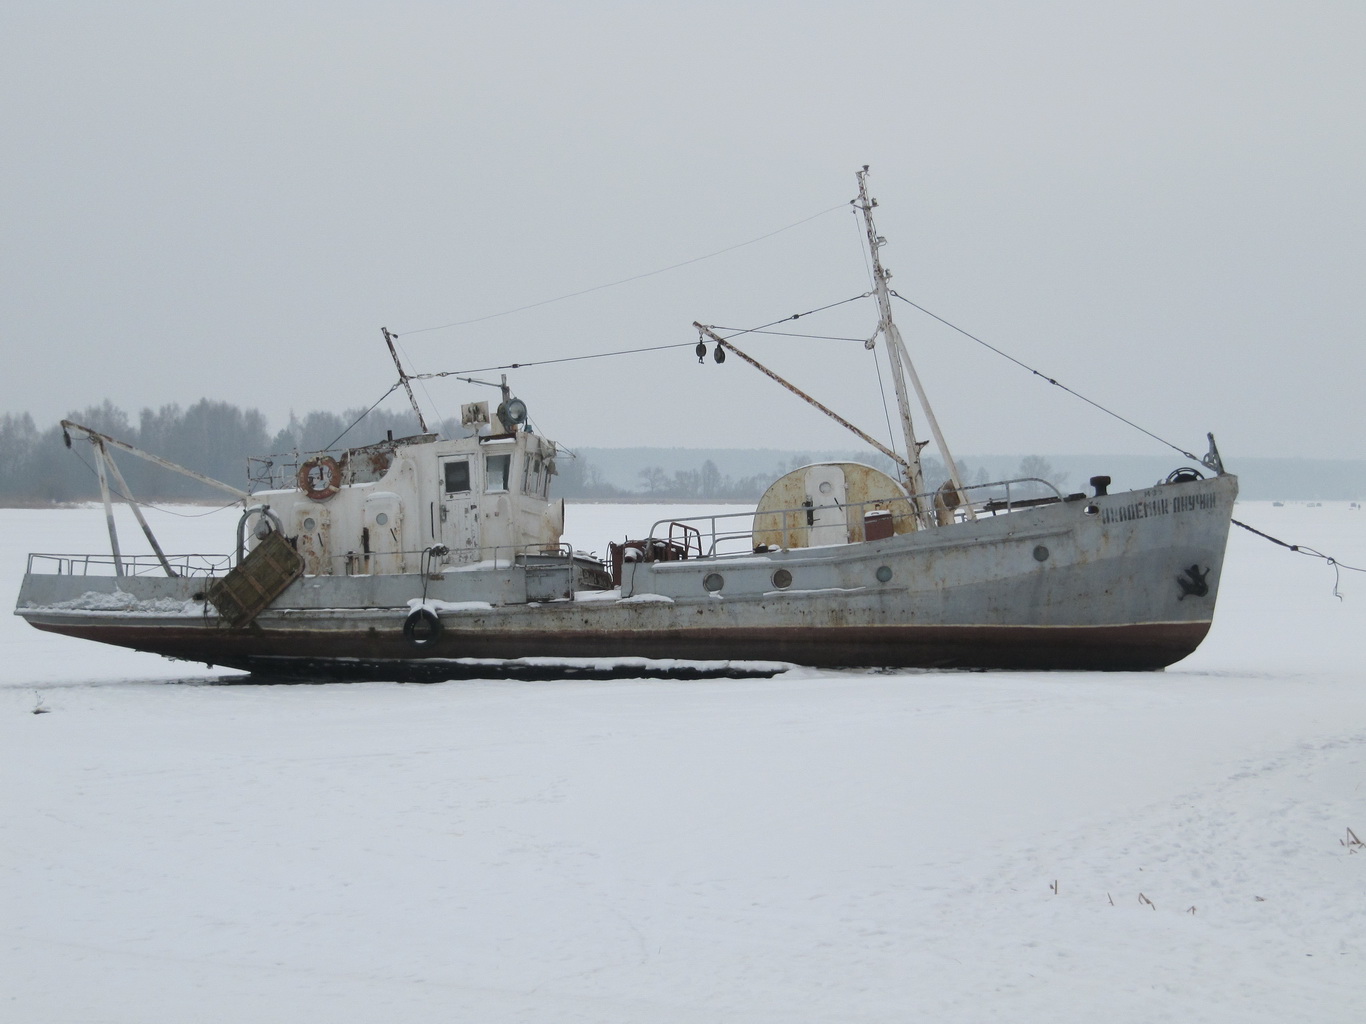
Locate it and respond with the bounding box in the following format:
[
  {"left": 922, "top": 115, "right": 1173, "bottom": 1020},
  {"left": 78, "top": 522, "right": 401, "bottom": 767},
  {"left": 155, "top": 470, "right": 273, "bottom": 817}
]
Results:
[{"left": 3, "top": 1, "right": 1362, "bottom": 461}]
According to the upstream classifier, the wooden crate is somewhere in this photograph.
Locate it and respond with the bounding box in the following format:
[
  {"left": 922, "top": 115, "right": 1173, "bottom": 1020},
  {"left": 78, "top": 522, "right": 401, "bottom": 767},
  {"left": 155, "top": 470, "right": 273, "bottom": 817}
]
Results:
[{"left": 207, "top": 531, "right": 305, "bottom": 628}]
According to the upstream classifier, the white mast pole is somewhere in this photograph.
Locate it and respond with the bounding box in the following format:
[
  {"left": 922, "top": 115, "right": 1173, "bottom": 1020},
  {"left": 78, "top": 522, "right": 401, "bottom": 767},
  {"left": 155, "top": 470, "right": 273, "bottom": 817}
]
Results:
[
  {"left": 93, "top": 440, "right": 124, "bottom": 577},
  {"left": 382, "top": 327, "right": 429, "bottom": 434},
  {"left": 856, "top": 168, "right": 927, "bottom": 523},
  {"left": 855, "top": 166, "right": 974, "bottom": 524}
]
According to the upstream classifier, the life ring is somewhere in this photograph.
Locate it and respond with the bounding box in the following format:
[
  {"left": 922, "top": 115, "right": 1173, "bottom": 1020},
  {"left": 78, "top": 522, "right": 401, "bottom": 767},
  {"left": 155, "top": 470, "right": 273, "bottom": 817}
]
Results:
[
  {"left": 403, "top": 608, "right": 443, "bottom": 647},
  {"left": 298, "top": 455, "right": 342, "bottom": 501}
]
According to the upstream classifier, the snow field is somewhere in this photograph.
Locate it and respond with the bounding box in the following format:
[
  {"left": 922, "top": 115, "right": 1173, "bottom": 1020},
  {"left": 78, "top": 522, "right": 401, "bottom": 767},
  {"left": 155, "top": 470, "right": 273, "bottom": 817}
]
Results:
[{"left": 2, "top": 501, "right": 1364, "bottom": 1022}]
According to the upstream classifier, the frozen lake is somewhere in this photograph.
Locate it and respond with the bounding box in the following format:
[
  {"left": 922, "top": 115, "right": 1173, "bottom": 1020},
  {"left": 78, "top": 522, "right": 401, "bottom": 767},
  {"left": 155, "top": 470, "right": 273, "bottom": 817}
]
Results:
[{"left": 3, "top": 500, "right": 1364, "bottom": 1022}]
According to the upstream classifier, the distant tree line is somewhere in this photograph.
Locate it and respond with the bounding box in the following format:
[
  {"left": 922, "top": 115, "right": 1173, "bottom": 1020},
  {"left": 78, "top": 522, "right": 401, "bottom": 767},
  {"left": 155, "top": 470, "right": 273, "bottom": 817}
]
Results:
[
  {"left": 0, "top": 401, "right": 1068, "bottom": 505},
  {"left": 0, "top": 401, "right": 432, "bottom": 504}
]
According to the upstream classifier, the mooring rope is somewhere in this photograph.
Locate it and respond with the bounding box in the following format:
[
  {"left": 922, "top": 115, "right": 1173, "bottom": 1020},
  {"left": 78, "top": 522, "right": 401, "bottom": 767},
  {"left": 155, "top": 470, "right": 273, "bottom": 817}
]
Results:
[
  {"left": 1231, "top": 518, "right": 1364, "bottom": 600},
  {"left": 887, "top": 291, "right": 1364, "bottom": 595}
]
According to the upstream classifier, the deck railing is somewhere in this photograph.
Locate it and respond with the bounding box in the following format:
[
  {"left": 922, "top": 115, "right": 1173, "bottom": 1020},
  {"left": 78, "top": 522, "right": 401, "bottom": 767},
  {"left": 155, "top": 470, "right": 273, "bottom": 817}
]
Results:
[
  {"left": 646, "top": 477, "right": 1067, "bottom": 558},
  {"left": 25, "top": 552, "right": 234, "bottom": 578},
  {"left": 22, "top": 542, "right": 582, "bottom": 580},
  {"left": 24, "top": 478, "right": 1069, "bottom": 580}
]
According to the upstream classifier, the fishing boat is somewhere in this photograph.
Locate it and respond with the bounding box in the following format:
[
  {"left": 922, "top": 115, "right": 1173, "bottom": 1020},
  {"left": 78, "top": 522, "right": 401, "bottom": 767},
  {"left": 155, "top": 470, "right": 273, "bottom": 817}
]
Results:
[{"left": 14, "top": 169, "right": 1238, "bottom": 679}]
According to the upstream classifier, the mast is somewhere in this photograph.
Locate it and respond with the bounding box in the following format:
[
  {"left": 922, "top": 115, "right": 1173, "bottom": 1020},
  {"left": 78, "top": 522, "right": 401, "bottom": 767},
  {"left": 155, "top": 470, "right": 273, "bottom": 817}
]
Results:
[
  {"left": 854, "top": 167, "right": 973, "bottom": 524},
  {"left": 382, "top": 327, "right": 430, "bottom": 434}
]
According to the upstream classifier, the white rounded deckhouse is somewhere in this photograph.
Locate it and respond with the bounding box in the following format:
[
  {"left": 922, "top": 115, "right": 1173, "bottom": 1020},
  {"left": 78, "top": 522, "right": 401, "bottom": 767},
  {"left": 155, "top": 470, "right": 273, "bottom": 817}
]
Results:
[{"left": 15, "top": 169, "right": 1238, "bottom": 680}]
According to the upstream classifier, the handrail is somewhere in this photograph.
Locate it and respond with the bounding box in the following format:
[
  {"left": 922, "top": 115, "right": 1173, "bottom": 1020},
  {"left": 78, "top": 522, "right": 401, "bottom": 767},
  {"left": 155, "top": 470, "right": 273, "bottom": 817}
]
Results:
[
  {"left": 26, "top": 552, "right": 234, "bottom": 578},
  {"left": 645, "top": 476, "right": 1067, "bottom": 557},
  {"left": 24, "top": 540, "right": 580, "bottom": 580}
]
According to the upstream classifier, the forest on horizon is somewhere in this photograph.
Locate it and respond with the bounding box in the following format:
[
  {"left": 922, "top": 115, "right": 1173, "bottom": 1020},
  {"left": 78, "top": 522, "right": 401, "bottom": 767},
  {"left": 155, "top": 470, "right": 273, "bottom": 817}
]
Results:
[{"left": 0, "top": 400, "right": 1069, "bottom": 505}]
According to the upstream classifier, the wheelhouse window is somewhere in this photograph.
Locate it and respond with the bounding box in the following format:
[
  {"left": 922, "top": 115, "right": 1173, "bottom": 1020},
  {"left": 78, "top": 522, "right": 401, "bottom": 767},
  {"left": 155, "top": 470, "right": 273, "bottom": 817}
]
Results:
[
  {"left": 443, "top": 459, "right": 471, "bottom": 494},
  {"left": 523, "top": 453, "right": 544, "bottom": 497},
  {"left": 485, "top": 452, "right": 512, "bottom": 492}
]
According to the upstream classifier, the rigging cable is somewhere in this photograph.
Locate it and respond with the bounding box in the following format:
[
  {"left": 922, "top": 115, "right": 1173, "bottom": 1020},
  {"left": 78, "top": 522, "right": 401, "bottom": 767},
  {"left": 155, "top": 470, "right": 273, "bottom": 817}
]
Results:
[
  {"left": 395, "top": 202, "right": 851, "bottom": 337},
  {"left": 414, "top": 340, "right": 700, "bottom": 379},
  {"left": 1230, "top": 518, "right": 1364, "bottom": 600},
  {"left": 708, "top": 294, "right": 873, "bottom": 342},
  {"left": 887, "top": 292, "right": 1366, "bottom": 588},
  {"left": 423, "top": 294, "right": 875, "bottom": 378},
  {"left": 705, "top": 327, "right": 873, "bottom": 343},
  {"left": 870, "top": 333, "right": 901, "bottom": 465},
  {"left": 890, "top": 291, "right": 1203, "bottom": 462},
  {"left": 323, "top": 381, "right": 405, "bottom": 451},
  {"left": 66, "top": 447, "right": 242, "bottom": 518}
]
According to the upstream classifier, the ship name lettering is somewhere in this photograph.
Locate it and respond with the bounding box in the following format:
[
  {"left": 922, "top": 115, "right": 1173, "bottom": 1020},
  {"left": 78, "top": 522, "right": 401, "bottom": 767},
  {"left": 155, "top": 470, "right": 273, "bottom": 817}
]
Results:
[
  {"left": 1100, "top": 490, "right": 1217, "bottom": 524},
  {"left": 1171, "top": 492, "right": 1218, "bottom": 513}
]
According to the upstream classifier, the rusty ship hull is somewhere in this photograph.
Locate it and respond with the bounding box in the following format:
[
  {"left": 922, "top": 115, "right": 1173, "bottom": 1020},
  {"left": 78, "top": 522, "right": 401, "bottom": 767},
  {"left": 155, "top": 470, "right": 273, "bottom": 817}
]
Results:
[{"left": 16, "top": 473, "right": 1238, "bottom": 678}]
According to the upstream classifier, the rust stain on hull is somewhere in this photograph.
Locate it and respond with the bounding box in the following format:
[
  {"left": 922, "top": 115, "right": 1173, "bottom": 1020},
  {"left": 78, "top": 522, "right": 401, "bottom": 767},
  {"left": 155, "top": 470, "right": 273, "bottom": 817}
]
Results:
[{"left": 30, "top": 618, "right": 1211, "bottom": 676}]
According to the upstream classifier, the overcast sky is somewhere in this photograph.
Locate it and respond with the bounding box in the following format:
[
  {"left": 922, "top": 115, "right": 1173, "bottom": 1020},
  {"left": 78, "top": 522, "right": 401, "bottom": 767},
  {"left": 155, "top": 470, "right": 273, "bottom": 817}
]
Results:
[{"left": 3, "top": 1, "right": 1362, "bottom": 462}]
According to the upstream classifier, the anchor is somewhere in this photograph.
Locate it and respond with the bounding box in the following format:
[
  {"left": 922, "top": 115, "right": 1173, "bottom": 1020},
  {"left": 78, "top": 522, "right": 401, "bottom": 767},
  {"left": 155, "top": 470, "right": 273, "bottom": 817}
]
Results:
[{"left": 1177, "top": 564, "right": 1210, "bottom": 600}]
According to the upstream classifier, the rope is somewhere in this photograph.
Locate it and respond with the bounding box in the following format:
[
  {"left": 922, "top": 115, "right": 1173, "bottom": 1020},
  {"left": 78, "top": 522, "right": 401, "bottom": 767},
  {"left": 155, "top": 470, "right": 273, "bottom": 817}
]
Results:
[
  {"left": 323, "top": 381, "right": 405, "bottom": 451},
  {"left": 890, "top": 291, "right": 1202, "bottom": 462},
  {"left": 871, "top": 333, "right": 900, "bottom": 464},
  {"left": 709, "top": 293, "right": 873, "bottom": 342},
  {"left": 422, "top": 293, "right": 876, "bottom": 378},
  {"left": 1231, "top": 518, "right": 1364, "bottom": 600},
  {"left": 67, "top": 446, "right": 242, "bottom": 517},
  {"left": 413, "top": 341, "right": 700, "bottom": 379},
  {"left": 705, "top": 327, "right": 873, "bottom": 343},
  {"left": 395, "top": 203, "right": 850, "bottom": 336}
]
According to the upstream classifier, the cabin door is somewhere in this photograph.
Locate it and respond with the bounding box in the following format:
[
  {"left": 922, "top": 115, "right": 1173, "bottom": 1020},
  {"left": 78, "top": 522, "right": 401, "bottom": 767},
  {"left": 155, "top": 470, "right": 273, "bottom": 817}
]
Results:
[
  {"left": 805, "top": 464, "right": 850, "bottom": 546},
  {"left": 438, "top": 455, "right": 481, "bottom": 563}
]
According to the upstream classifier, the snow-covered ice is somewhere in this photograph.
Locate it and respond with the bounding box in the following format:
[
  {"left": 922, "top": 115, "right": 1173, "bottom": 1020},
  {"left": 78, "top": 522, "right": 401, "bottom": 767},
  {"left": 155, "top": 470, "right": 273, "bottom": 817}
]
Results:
[{"left": 2, "top": 500, "right": 1363, "bottom": 1022}]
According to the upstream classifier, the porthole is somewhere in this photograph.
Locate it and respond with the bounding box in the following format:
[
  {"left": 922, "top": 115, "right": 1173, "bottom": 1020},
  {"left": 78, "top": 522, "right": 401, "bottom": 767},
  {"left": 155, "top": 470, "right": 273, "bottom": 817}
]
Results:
[
  {"left": 1083, "top": 504, "right": 1100, "bottom": 517},
  {"left": 374, "top": 512, "right": 389, "bottom": 526},
  {"left": 819, "top": 481, "right": 833, "bottom": 494},
  {"left": 875, "top": 565, "right": 893, "bottom": 583},
  {"left": 302, "top": 516, "right": 317, "bottom": 531},
  {"left": 772, "top": 568, "right": 793, "bottom": 589},
  {"left": 703, "top": 572, "right": 725, "bottom": 593},
  {"left": 1033, "top": 545, "right": 1050, "bottom": 562}
]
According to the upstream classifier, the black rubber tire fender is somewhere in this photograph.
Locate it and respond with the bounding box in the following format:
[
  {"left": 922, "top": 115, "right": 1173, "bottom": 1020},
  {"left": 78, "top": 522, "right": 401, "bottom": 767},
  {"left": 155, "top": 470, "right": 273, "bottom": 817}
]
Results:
[{"left": 403, "top": 607, "right": 443, "bottom": 647}]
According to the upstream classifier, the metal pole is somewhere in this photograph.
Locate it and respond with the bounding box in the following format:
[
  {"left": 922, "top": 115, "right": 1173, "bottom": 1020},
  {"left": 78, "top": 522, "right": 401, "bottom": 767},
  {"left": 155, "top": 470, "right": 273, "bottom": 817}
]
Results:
[
  {"left": 695, "top": 324, "right": 911, "bottom": 473},
  {"left": 101, "top": 449, "right": 179, "bottom": 576},
  {"left": 892, "top": 329, "right": 976, "bottom": 521},
  {"left": 382, "top": 327, "right": 429, "bottom": 433},
  {"left": 854, "top": 168, "right": 925, "bottom": 517},
  {"left": 854, "top": 167, "right": 974, "bottom": 524},
  {"left": 93, "top": 441, "right": 124, "bottom": 577},
  {"left": 62, "top": 421, "right": 251, "bottom": 501}
]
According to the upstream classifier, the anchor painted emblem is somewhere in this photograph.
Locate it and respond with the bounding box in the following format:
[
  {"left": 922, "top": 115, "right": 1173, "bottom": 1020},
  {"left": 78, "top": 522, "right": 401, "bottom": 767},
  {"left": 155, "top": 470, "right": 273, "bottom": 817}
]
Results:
[{"left": 1177, "top": 564, "right": 1210, "bottom": 600}]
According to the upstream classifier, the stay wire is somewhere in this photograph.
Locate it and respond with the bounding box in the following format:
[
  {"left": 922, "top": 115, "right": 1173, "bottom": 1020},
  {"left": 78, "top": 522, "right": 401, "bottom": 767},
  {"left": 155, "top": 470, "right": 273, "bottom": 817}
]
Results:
[
  {"left": 422, "top": 294, "right": 875, "bottom": 378},
  {"left": 66, "top": 446, "right": 243, "bottom": 517},
  {"left": 706, "top": 327, "right": 873, "bottom": 343},
  {"left": 886, "top": 292, "right": 1366, "bottom": 589},
  {"left": 413, "top": 341, "right": 700, "bottom": 379},
  {"left": 708, "top": 293, "right": 873, "bottom": 342},
  {"left": 1231, "top": 518, "right": 1364, "bottom": 600},
  {"left": 890, "top": 291, "right": 1202, "bottom": 462},
  {"left": 323, "top": 382, "right": 404, "bottom": 451},
  {"left": 871, "top": 334, "right": 900, "bottom": 463},
  {"left": 396, "top": 202, "right": 851, "bottom": 336}
]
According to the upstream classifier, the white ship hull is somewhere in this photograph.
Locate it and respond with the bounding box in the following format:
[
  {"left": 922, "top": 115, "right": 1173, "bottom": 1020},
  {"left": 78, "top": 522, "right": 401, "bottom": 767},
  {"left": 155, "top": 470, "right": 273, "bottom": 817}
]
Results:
[{"left": 16, "top": 474, "right": 1237, "bottom": 677}]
